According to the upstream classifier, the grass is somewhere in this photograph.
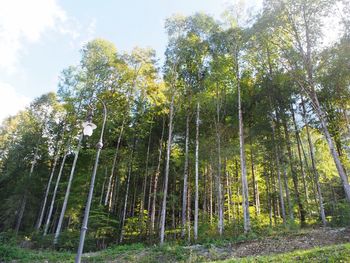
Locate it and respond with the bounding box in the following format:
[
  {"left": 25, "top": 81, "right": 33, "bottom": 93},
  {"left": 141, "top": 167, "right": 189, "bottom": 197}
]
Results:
[
  {"left": 0, "top": 243, "right": 74, "bottom": 262},
  {"left": 216, "top": 243, "right": 350, "bottom": 263},
  {"left": 1, "top": 227, "right": 350, "bottom": 262},
  {"left": 1, "top": 242, "right": 350, "bottom": 263}
]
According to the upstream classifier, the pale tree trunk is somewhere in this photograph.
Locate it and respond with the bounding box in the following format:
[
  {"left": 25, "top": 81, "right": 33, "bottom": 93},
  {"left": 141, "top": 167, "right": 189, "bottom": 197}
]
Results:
[
  {"left": 271, "top": 167, "right": 278, "bottom": 225},
  {"left": 105, "top": 119, "right": 125, "bottom": 207},
  {"left": 172, "top": 196, "right": 176, "bottom": 239},
  {"left": 187, "top": 185, "right": 191, "bottom": 242},
  {"left": 111, "top": 174, "right": 120, "bottom": 214},
  {"left": 264, "top": 168, "right": 272, "bottom": 227},
  {"left": 181, "top": 111, "right": 190, "bottom": 238},
  {"left": 282, "top": 113, "right": 306, "bottom": 223},
  {"left": 100, "top": 168, "right": 107, "bottom": 205},
  {"left": 249, "top": 139, "right": 260, "bottom": 216},
  {"left": 215, "top": 85, "right": 224, "bottom": 236},
  {"left": 225, "top": 160, "right": 232, "bottom": 223},
  {"left": 36, "top": 148, "right": 60, "bottom": 231},
  {"left": 277, "top": 112, "right": 294, "bottom": 222},
  {"left": 130, "top": 172, "right": 138, "bottom": 217},
  {"left": 291, "top": 104, "right": 309, "bottom": 204},
  {"left": 202, "top": 166, "right": 208, "bottom": 218},
  {"left": 119, "top": 140, "right": 136, "bottom": 243},
  {"left": 150, "top": 117, "right": 165, "bottom": 234},
  {"left": 209, "top": 164, "right": 213, "bottom": 225},
  {"left": 295, "top": 7, "right": 350, "bottom": 203},
  {"left": 194, "top": 102, "right": 200, "bottom": 240},
  {"left": 15, "top": 145, "right": 39, "bottom": 234},
  {"left": 160, "top": 94, "right": 174, "bottom": 244},
  {"left": 234, "top": 160, "right": 240, "bottom": 224},
  {"left": 282, "top": 167, "right": 294, "bottom": 221},
  {"left": 44, "top": 152, "right": 68, "bottom": 235},
  {"left": 54, "top": 134, "right": 83, "bottom": 244},
  {"left": 255, "top": 181, "right": 260, "bottom": 216},
  {"left": 147, "top": 170, "right": 154, "bottom": 218},
  {"left": 312, "top": 95, "right": 350, "bottom": 202},
  {"left": 271, "top": 119, "right": 286, "bottom": 225},
  {"left": 237, "top": 58, "right": 250, "bottom": 233},
  {"left": 15, "top": 197, "right": 27, "bottom": 235},
  {"left": 229, "top": 165, "right": 236, "bottom": 223},
  {"left": 301, "top": 98, "right": 327, "bottom": 226},
  {"left": 140, "top": 122, "right": 152, "bottom": 233}
]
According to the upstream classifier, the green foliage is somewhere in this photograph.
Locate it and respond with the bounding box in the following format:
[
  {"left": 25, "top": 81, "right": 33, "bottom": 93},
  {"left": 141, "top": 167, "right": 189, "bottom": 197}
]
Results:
[
  {"left": 218, "top": 243, "right": 350, "bottom": 263},
  {"left": 0, "top": 243, "right": 74, "bottom": 263},
  {"left": 1, "top": 0, "right": 350, "bottom": 257},
  {"left": 2, "top": 229, "right": 350, "bottom": 262},
  {"left": 328, "top": 200, "right": 350, "bottom": 227}
]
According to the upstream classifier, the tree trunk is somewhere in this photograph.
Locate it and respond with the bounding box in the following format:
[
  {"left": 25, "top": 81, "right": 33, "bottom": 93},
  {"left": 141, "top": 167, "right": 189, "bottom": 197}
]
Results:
[
  {"left": 150, "top": 117, "right": 165, "bottom": 234},
  {"left": 291, "top": 104, "right": 309, "bottom": 204},
  {"left": 271, "top": 119, "right": 286, "bottom": 225},
  {"left": 276, "top": 113, "right": 293, "bottom": 222},
  {"left": 215, "top": 85, "right": 224, "bottom": 236},
  {"left": 225, "top": 160, "right": 232, "bottom": 223},
  {"left": 209, "top": 164, "right": 213, "bottom": 225},
  {"left": 250, "top": 139, "right": 260, "bottom": 216},
  {"left": 203, "top": 166, "right": 207, "bottom": 216},
  {"left": 141, "top": 122, "right": 152, "bottom": 214},
  {"left": 187, "top": 184, "right": 191, "bottom": 242},
  {"left": 282, "top": 166, "right": 294, "bottom": 221},
  {"left": 312, "top": 94, "right": 350, "bottom": 202},
  {"left": 160, "top": 94, "right": 175, "bottom": 244},
  {"left": 237, "top": 58, "right": 250, "bottom": 233},
  {"left": 15, "top": 145, "right": 39, "bottom": 234},
  {"left": 44, "top": 152, "right": 68, "bottom": 235},
  {"left": 105, "top": 119, "right": 125, "bottom": 207},
  {"left": 194, "top": 102, "right": 200, "bottom": 240},
  {"left": 111, "top": 174, "right": 120, "bottom": 214},
  {"left": 181, "top": 111, "right": 190, "bottom": 238},
  {"left": 301, "top": 98, "right": 327, "bottom": 226},
  {"left": 130, "top": 168, "right": 138, "bottom": 218},
  {"left": 271, "top": 167, "right": 277, "bottom": 226},
  {"left": 54, "top": 134, "right": 83, "bottom": 244},
  {"left": 298, "top": 5, "right": 350, "bottom": 203},
  {"left": 119, "top": 140, "right": 136, "bottom": 243},
  {"left": 100, "top": 168, "right": 107, "bottom": 205},
  {"left": 36, "top": 149, "right": 60, "bottom": 231},
  {"left": 264, "top": 168, "right": 272, "bottom": 227},
  {"left": 282, "top": 112, "right": 306, "bottom": 223}
]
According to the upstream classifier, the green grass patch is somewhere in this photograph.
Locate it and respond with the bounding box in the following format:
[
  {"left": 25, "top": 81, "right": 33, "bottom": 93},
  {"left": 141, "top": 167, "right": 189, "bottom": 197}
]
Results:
[
  {"left": 216, "top": 243, "right": 350, "bottom": 263},
  {"left": 1, "top": 229, "right": 349, "bottom": 263},
  {"left": 0, "top": 243, "right": 74, "bottom": 262}
]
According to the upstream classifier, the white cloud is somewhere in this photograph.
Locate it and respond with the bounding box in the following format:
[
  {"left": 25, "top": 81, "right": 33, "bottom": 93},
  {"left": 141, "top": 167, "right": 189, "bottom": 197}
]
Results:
[
  {"left": 0, "top": 0, "right": 67, "bottom": 73},
  {"left": 0, "top": 82, "right": 31, "bottom": 121}
]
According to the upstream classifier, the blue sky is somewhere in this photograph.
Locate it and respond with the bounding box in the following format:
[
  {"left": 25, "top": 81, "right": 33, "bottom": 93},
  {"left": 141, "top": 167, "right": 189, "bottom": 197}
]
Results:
[{"left": 0, "top": 0, "right": 263, "bottom": 121}]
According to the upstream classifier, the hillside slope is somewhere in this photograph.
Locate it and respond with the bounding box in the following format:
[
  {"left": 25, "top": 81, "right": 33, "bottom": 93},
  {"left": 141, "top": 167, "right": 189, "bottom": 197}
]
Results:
[{"left": 1, "top": 227, "right": 350, "bottom": 262}]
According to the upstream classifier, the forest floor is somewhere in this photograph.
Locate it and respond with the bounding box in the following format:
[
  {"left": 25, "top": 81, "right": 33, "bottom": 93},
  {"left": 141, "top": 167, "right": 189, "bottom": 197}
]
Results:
[{"left": 1, "top": 226, "right": 350, "bottom": 262}]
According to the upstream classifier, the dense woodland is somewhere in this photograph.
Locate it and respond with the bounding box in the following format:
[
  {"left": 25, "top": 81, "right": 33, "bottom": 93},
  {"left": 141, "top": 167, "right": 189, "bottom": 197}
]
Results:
[{"left": 0, "top": 0, "right": 350, "bottom": 253}]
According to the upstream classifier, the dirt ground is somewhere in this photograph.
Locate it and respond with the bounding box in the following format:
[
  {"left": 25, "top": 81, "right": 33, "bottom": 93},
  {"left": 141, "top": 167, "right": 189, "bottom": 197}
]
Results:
[
  {"left": 185, "top": 227, "right": 350, "bottom": 261},
  {"left": 83, "top": 227, "right": 350, "bottom": 262}
]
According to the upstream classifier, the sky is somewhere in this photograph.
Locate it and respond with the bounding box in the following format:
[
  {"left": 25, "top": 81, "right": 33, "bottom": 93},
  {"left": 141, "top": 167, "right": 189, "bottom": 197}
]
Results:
[
  {"left": 0, "top": 0, "right": 342, "bottom": 122},
  {"left": 0, "top": 0, "right": 266, "bottom": 122}
]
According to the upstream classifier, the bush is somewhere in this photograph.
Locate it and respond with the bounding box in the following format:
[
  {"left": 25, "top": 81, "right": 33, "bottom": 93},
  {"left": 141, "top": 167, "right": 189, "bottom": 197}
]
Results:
[{"left": 328, "top": 200, "right": 350, "bottom": 227}]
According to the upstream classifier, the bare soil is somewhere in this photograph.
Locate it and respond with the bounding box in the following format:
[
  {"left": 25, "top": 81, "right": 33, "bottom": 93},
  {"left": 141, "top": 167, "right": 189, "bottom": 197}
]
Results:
[
  {"left": 84, "top": 227, "right": 350, "bottom": 262},
  {"left": 186, "top": 227, "right": 350, "bottom": 261}
]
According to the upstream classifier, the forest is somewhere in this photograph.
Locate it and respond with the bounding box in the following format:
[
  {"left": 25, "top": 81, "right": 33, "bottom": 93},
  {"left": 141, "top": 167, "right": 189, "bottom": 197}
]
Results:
[{"left": 0, "top": 0, "right": 350, "bottom": 262}]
